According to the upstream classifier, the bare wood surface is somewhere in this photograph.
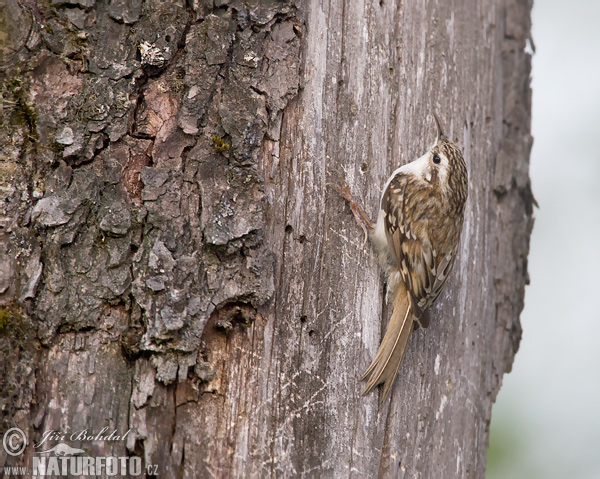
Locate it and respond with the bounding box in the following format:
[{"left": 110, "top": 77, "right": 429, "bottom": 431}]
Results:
[{"left": 0, "top": 0, "right": 533, "bottom": 477}]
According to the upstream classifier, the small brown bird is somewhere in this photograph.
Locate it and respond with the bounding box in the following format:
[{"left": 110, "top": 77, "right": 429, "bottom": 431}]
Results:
[{"left": 334, "top": 113, "right": 468, "bottom": 402}]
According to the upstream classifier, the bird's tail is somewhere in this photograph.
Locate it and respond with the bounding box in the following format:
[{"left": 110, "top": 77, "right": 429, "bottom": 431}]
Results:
[{"left": 361, "top": 283, "right": 413, "bottom": 402}]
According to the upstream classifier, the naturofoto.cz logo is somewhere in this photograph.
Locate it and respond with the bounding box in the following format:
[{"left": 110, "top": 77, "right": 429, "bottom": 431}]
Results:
[{"left": 2, "top": 427, "right": 157, "bottom": 477}]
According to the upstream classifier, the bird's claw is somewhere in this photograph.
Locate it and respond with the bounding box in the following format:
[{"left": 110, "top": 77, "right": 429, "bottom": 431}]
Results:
[{"left": 327, "top": 170, "right": 373, "bottom": 246}]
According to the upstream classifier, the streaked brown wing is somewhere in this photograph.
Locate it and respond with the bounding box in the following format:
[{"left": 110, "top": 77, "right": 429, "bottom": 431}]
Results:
[
  {"left": 383, "top": 173, "right": 455, "bottom": 326},
  {"left": 426, "top": 248, "right": 457, "bottom": 306}
]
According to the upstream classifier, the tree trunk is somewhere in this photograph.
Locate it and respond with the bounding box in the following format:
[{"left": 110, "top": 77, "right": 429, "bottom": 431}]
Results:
[{"left": 1, "top": 0, "right": 533, "bottom": 477}]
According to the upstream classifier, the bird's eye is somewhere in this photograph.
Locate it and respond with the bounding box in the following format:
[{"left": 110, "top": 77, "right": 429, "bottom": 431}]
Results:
[{"left": 433, "top": 154, "right": 441, "bottom": 164}]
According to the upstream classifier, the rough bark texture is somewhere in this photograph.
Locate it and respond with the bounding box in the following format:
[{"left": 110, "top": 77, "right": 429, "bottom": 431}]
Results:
[{"left": 1, "top": 0, "right": 533, "bottom": 477}]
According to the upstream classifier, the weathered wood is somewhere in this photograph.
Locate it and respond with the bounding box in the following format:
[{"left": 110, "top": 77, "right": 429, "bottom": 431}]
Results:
[{"left": 0, "top": 0, "right": 533, "bottom": 477}]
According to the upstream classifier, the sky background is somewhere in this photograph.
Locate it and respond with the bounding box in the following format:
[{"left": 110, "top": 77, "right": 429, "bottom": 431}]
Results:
[{"left": 486, "top": 1, "right": 600, "bottom": 478}]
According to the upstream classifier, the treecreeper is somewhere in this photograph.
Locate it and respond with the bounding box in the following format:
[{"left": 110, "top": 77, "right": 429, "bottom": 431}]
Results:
[{"left": 334, "top": 114, "right": 469, "bottom": 403}]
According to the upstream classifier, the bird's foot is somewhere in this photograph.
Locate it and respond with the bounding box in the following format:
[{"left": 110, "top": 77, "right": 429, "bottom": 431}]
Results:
[{"left": 328, "top": 170, "right": 373, "bottom": 244}]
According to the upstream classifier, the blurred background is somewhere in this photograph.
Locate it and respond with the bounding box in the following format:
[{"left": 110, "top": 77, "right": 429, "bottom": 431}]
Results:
[{"left": 486, "top": 1, "right": 600, "bottom": 478}]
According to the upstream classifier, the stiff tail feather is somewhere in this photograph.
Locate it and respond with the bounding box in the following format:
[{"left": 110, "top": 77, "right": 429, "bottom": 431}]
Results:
[{"left": 361, "top": 283, "right": 413, "bottom": 403}]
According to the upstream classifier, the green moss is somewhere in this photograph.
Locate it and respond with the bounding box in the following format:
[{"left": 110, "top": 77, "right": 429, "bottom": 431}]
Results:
[
  {"left": 0, "top": 305, "right": 22, "bottom": 332},
  {"left": 212, "top": 135, "right": 230, "bottom": 153},
  {"left": 170, "top": 70, "right": 186, "bottom": 92},
  {"left": 4, "top": 74, "right": 39, "bottom": 143},
  {"left": 0, "top": 303, "right": 36, "bottom": 344},
  {"left": 0, "top": 308, "right": 10, "bottom": 331}
]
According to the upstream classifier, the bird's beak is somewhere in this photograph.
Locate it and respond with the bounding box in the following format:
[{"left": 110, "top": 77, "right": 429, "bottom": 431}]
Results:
[{"left": 433, "top": 112, "right": 445, "bottom": 142}]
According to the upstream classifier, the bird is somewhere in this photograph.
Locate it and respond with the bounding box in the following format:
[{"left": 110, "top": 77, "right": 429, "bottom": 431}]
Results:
[{"left": 332, "top": 113, "right": 468, "bottom": 402}]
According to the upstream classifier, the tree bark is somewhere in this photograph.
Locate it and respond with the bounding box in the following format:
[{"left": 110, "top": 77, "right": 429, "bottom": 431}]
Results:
[{"left": 0, "top": 0, "right": 533, "bottom": 477}]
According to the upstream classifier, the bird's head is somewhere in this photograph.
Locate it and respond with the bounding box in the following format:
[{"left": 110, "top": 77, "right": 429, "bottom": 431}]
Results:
[{"left": 422, "top": 113, "right": 468, "bottom": 201}]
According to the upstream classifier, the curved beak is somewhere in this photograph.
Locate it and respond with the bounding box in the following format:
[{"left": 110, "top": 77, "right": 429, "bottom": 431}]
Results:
[{"left": 433, "top": 112, "right": 445, "bottom": 142}]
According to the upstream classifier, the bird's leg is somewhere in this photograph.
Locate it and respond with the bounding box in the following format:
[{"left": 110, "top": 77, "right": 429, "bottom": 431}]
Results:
[{"left": 328, "top": 171, "right": 373, "bottom": 243}]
